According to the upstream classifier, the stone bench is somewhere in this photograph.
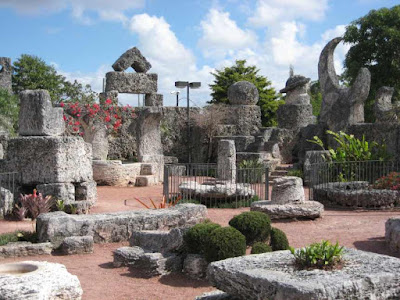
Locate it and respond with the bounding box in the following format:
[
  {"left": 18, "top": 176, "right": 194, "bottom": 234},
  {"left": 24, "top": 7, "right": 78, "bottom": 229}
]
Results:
[{"left": 36, "top": 204, "right": 207, "bottom": 247}]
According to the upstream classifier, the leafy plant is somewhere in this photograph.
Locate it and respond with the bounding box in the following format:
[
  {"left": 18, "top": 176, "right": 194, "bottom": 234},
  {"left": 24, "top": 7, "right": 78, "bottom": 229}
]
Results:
[
  {"left": 19, "top": 189, "right": 53, "bottom": 220},
  {"left": 0, "top": 232, "right": 19, "bottom": 246},
  {"left": 287, "top": 168, "right": 304, "bottom": 180},
  {"left": 132, "top": 195, "right": 181, "bottom": 209},
  {"left": 308, "top": 130, "right": 389, "bottom": 162},
  {"left": 290, "top": 240, "right": 344, "bottom": 270},
  {"left": 229, "top": 211, "right": 271, "bottom": 245},
  {"left": 204, "top": 226, "right": 246, "bottom": 262},
  {"left": 373, "top": 172, "right": 400, "bottom": 190},
  {"left": 55, "top": 199, "right": 66, "bottom": 212},
  {"left": 251, "top": 242, "right": 272, "bottom": 254},
  {"left": 238, "top": 159, "right": 265, "bottom": 183},
  {"left": 13, "top": 205, "right": 28, "bottom": 221}
]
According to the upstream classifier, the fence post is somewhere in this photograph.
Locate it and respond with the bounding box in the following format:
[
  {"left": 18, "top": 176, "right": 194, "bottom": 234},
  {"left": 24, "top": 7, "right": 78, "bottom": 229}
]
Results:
[
  {"left": 163, "top": 165, "right": 169, "bottom": 203},
  {"left": 265, "top": 167, "right": 269, "bottom": 200}
]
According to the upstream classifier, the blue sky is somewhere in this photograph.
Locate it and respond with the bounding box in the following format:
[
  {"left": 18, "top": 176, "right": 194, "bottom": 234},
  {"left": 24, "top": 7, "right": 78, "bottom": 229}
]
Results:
[{"left": 0, "top": 0, "right": 398, "bottom": 106}]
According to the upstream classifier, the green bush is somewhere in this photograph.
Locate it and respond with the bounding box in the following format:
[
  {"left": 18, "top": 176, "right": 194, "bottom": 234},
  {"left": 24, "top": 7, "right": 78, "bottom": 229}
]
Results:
[
  {"left": 287, "top": 168, "right": 303, "bottom": 180},
  {"left": 0, "top": 231, "right": 37, "bottom": 246},
  {"left": 251, "top": 242, "right": 272, "bottom": 254},
  {"left": 205, "top": 226, "right": 246, "bottom": 262},
  {"left": 290, "top": 240, "right": 344, "bottom": 269},
  {"left": 183, "top": 221, "right": 221, "bottom": 254},
  {"left": 229, "top": 211, "right": 271, "bottom": 245},
  {"left": 270, "top": 227, "right": 290, "bottom": 251}
]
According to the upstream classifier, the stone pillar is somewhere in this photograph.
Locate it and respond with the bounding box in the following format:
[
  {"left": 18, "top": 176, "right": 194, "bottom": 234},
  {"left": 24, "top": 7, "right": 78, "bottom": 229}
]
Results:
[
  {"left": 145, "top": 93, "right": 163, "bottom": 107},
  {"left": 217, "top": 139, "right": 236, "bottom": 182},
  {"left": 0, "top": 57, "right": 12, "bottom": 93},
  {"left": 84, "top": 125, "right": 108, "bottom": 160},
  {"left": 136, "top": 107, "right": 164, "bottom": 181}
]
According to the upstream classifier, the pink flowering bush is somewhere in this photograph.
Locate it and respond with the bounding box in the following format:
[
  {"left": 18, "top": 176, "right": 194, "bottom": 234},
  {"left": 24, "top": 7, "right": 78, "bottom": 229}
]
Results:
[
  {"left": 373, "top": 172, "right": 400, "bottom": 190},
  {"left": 60, "top": 99, "right": 135, "bottom": 137}
]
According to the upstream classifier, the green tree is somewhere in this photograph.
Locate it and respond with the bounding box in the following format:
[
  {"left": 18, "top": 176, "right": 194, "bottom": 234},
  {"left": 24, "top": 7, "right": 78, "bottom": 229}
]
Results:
[
  {"left": 209, "top": 60, "right": 283, "bottom": 127},
  {"left": 309, "top": 80, "right": 322, "bottom": 117},
  {"left": 12, "top": 54, "right": 97, "bottom": 104},
  {"left": 343, "top": 5, "right": 400, "bottom": 122},
  {"left": 0, "top": 88, "right": 19, "bottom": 135}
]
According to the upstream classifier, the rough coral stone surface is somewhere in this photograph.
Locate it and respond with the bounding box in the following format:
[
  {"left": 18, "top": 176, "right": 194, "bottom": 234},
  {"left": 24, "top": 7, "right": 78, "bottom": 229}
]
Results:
[
  {"left": 208, "top": 248, "right": 400, "bottom": 300},
  {"left": 105, "top": 72, "right": 157, "bottom": 94},
  {"left": 271, "top": 176, "right": 305, "bottom": 204},
  {"left": 386, "top": 217, "right": 400, "bottom": 253},
  {"left": 93, "top": 160, "right": 141, "bottom": 186},
  {"left": 18, "top": 89, "right": 65, "bottom": 136},
  {"left": 6, "top": 136, "right": 93, "bottom": 185},
  {"left": 36, "top": 204, "right": 207, "bottom": 247},
  {"left": 60, "top": 236, "right": 94, "bottom": 255},
  {"left": 0, "top": 57, "right": 12, "bottom": 93},
  {"left": 183, "top": 254, "right": 208, "bottom": 280},
  {"left": 36, "top": 183, "right": 75, "bottom": 203},
  {"left": 217, "top": 140, "right": 236, "bottom": 182},
  {"left": 0, "top": 261, "right": 83, "bottom": 299},
  {"left": 129, "top": 252, "right": 182, "bottom": 278},
  {"left": 145, "top": 93, "right": 163, "bottom": 107},
  {"left": 195, "top": 290, "right": 238, "bottom": 300},
  {"left": 0, "top": 187, "right": 13, "bottom": 218},
  {"left": 251, "top": 200, "right": 324, "bottom": 220},
  {"left": 0, "top": 242, "right": 53, "bottom": 259},
  {"left": 313, "top": 181, "right": 400, "bottom": 209},
  {"left": 113, "top": 246, "right": 145, "bottom": 267},
  {"left": 129, "top": 228, "right": 186, "bottom": 253},
  {"left": 318, "top": 37, "right": 371, "bottom": 131},
  {"left": 277, "top": 104, "right": 315, "bottom": 130},
  {"left": 112, "top": 47, "right": 152, "bottom": 73},
  {"left": 228, "top": 81, "right": 259, "bottom": 105}
]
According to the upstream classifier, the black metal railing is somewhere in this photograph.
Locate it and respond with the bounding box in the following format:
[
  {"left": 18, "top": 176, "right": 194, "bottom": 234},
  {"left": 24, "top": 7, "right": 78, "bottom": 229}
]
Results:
[
  {"left": 163, "top": 163, "right": 269, "bottom": 208},
  {"left": 309, "top": 160, "right": 400, "bottom": 200}
]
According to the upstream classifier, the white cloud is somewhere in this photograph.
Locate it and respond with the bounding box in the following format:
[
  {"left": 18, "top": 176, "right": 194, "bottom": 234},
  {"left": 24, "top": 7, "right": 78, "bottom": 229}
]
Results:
[
  {"left": 248, "top": 0, "right": 329, "bottom": 27},
  {"left": 0, "top": 0, "right": 143, "bottom": 23},
  {"left": 198, "top": 9, "right": 257, "bottom": 58}
]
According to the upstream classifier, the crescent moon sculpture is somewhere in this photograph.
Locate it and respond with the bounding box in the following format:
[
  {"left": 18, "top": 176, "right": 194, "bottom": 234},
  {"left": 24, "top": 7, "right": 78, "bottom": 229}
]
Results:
[{"left": 318, "top": 37, "right": 371, "bottom": 131}]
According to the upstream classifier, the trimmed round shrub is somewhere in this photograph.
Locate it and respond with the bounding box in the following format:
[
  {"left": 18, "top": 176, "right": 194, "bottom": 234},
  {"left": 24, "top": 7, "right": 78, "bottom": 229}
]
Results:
[
  {"left": 183, "top": 221, "right": 221, "bottom": 254},
  {"left": 251, "top": 242, "right": 272, "bottom": 254},
  {"left": 204, "top": 227, "right": 246, "bottom": 262},
  {"left": 270, "top": 227, "right": 290, "bottom": 251},
  {"left": 228, "top": 211, "right": 271, "bottom": 245}
]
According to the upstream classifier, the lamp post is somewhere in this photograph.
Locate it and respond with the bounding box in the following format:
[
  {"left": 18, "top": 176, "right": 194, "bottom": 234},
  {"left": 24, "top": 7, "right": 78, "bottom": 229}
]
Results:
[
  {"left": 170, "top": 91, "right": 180, "bottom": 106},
  {"left": 175, "top": 81, "right": 201, "bottom": 164}
]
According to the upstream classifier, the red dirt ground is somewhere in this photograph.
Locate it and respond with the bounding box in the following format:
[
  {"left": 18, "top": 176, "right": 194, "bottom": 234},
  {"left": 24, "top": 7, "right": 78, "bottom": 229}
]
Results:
[{"left": 1, "top": 185, "right": 400, "bottom": 300}]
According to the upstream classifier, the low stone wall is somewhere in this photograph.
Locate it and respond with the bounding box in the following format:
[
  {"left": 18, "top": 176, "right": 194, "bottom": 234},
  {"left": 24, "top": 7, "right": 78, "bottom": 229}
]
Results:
[
  {"left": 313, "top": 181, "right": 400, "bottom": 209},
  {"left": 0, "top": 242, "right": 53, "bottom": 259},
  {"left": 92, "top": 160, "right": 141, "bottom": 186},
  {"left": 36, "top": 204, "right": 207, "bottom": 247}
]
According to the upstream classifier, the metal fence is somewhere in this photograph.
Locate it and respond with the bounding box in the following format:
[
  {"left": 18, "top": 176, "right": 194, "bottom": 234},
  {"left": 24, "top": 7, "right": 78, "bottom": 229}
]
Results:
[
  {"left": 309, "top": 160, "right": 400, "bottom": 200},
  {"left": 163, "top": 163, "right": 269, "bottom": 208},
  {"left": 0, "top": 172, "right": 18, "bottom": 203}
]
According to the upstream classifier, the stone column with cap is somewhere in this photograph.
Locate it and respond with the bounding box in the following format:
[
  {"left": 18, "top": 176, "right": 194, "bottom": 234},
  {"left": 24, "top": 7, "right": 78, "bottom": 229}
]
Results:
[{"left": 277, "top": 74, "right": 315, "bottom": 131}]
